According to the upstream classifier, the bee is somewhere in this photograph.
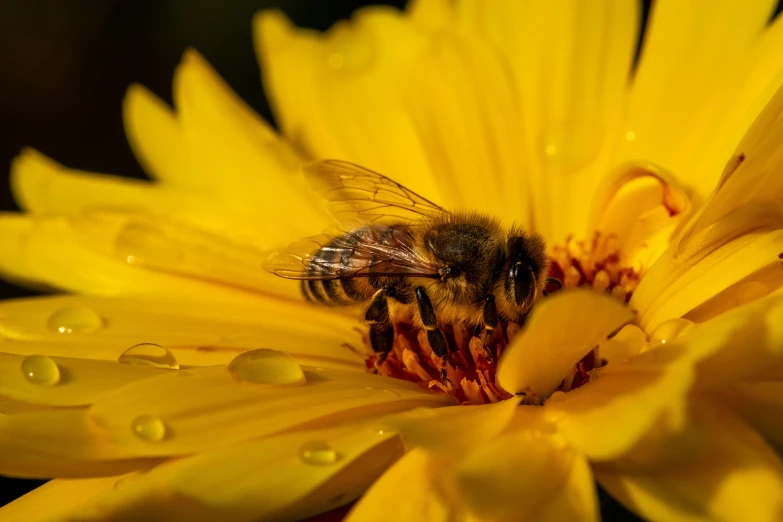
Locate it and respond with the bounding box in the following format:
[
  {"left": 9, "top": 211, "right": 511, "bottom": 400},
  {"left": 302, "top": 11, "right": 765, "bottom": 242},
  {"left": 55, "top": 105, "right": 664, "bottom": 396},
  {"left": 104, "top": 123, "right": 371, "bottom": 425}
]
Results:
[{"left": 264, "top": 160, "right": 556, "bottom": 382}]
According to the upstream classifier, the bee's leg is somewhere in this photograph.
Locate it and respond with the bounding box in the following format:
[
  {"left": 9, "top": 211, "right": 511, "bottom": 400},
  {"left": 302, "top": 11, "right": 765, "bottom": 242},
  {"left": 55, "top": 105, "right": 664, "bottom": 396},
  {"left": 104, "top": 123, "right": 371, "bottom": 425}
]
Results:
[
  {"left": 365, "top": 288, "right": 394, "bottom": 366},
  {"left": 414, "top": 286, "right": 451, "bottom": 384},
  {"left": 542, "top": 277, "right": 563, "bottom": 297},
  {"left": 480, "top": 295, "right": 498, "bottom": 362}
]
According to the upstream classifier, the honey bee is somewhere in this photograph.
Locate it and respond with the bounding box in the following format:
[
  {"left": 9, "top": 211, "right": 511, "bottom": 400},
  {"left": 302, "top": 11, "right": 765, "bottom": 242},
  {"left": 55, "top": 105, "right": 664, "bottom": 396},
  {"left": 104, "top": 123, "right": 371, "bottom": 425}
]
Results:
[{"left": 264, "top": 160, "right": 556, "bottom": 381}]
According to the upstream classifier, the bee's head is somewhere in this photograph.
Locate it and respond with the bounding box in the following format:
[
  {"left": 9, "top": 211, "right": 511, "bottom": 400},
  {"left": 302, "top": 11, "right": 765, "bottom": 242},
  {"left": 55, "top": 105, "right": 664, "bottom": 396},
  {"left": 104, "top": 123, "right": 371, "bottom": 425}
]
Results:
[{"left": 502, "top": 231, "right": 549, "bottom": 317}]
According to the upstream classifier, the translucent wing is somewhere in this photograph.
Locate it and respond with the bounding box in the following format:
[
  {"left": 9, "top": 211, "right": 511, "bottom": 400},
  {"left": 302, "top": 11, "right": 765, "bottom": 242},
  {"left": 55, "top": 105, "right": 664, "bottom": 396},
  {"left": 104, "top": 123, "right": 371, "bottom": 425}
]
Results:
[
  {"left": 304, "top": 160, "right": 447, "bottom": 225},
  {"left": 263, "top": 221, "right": 441, "bottom": 280}
]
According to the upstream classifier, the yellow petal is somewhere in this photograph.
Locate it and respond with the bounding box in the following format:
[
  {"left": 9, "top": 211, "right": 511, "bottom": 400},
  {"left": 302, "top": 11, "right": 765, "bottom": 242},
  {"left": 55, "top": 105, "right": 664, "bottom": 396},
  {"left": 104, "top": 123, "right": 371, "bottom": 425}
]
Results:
[
  {"left": 656, "top": 295, "right": 783, "bottom": 390},
  {"left": 717, "top": 381, "right": 783, "bottom": 453},
  {"left": 0, "top": 365, "right": 447, "bottom": 479},
  {"left": 71, "top": 210, "right": 297, "bottom": 298},
  {"left": 454, "top": 428, "right": 597, "bottom": 522},
  {"left": 618, "top": 0, "right": 780, "bottom": 197},
  {"left": 0, "top": 477, "right": 120, "bottom": 522},
  {"left": 122, "top": 84, "right": 194, "bottom": 188},
  {"left": 346, "top": 448, "right": 455, "bottom": 522},
  {"left": 171, "top": 50, "right": 331, "bottom": 241},
  {"left": 0, "top": 295, "right": 364, "bottom": 369},
  {"left": 632, "top": 203, "right": 783, "bottom": 332},
  {"left": 545, "top": 344, "right": 692, "bottom": 461},
  {"left": 9, "top": 149, "right": 243, "bottom": 243},
  {"left": 0, "top": 352, "right": 168, "bottom": 406},
  {"left": 401, "top": 30, "right": 530, "bottom": 227},
  {"left": 87, "top": 365, "right": 448, "bottom": 457},
  {"left": 407, "top": 0, "right": 453, "bottom": 30},
  {"left": 497, "top": 289, "right": 633, "bottom": 398},
  {"left": 588, "top": 162, "right": 690, "bottom": 270},
  {"left": 57, "top": 427, "right": 402, "bottom": 522},
  {"left": 254, "top": 9, "right": 442, "bottom": 204},
  {"left": 595, "top": 398, "right": 783, "bottom": 522},
  {"left": 380, "top": 399, "right": 518, "bottom": 455},
  {"left": 0, "top": 214, "right": 300, "bottom": 302},
  {"left": 457, "top": 0, "right": 640, "bottom": 241},
  {"left": 677, "top": 83, "right": 783, "bottom": 246},
  {"left": 0, "top": 409, "right": 159, "bottom": 478}
]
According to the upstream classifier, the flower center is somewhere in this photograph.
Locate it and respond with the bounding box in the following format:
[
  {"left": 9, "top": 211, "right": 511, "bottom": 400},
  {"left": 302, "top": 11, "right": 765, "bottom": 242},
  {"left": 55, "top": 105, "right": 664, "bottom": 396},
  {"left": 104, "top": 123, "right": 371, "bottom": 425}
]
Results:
[{"left": 364, "top": 233, "right": 640, "bottom": 405}]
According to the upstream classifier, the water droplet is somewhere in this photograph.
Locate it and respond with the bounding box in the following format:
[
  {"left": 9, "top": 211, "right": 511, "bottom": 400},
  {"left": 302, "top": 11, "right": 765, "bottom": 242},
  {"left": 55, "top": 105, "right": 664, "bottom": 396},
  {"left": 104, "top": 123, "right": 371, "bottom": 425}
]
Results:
[
  {"left": 47, "top": 306, "right": 103, "bottom": 334},
  {"left": 300, "top": 441, "right": 340, "bottom": 465},
  {"left": 650, "top": 318, "right": 695, "bottom": 345},
  {"left": 115, "top": 223, "right": 182, "bottom": 268},
  {"left": 734, "top": 281, "right": 768, "bottom": 306},
  {"left": 118, "top": 343, "right": 179, "bottom": 369},
  {"left": 324, "top": 22, "right": 374, "bottom": 73},
  {"left": 226, "top": 348, "right": 306, "bottom": 385},
  {"left": 538, "top": 120, "right": 603, "bottom": 174},
  {"left": 625, "top": 131, "right": 636, "bottom": 142},
  {"left": 364, "top": 386, "right": 400, "bottom": 397},
  {"left": 131, "top": 414, "right": 167, "bottom": 442},
  {"left": 21, "top": 354, "right": 60, "bottom": 387}
]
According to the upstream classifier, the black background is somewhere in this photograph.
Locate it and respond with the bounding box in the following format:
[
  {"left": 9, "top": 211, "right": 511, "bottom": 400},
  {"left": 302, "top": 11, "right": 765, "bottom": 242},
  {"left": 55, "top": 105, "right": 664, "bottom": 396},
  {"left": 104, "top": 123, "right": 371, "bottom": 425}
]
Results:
[{"left": 0, "top": 0, "right": 780, "bottom": 519}]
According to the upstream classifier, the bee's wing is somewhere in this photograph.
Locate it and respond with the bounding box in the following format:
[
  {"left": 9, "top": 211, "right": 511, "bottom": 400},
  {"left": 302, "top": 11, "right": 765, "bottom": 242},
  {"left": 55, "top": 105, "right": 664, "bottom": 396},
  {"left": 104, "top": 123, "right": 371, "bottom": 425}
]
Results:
[
  {"left": 263, "top": 221, "right": 441, "bottom": 280},
  {"left": 304, "top": 160, "right": 447, "bottom": 225}
]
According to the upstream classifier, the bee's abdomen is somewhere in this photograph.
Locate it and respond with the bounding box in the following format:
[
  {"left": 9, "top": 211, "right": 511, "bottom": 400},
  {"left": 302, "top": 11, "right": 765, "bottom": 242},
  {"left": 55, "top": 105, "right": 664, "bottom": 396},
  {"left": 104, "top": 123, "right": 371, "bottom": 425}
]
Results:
[
  {"left": 301, "top": 232, "right": 371, "bottom": 306},
  {"left": 300, "top": 278, "right": 367, "bottom": 306}
]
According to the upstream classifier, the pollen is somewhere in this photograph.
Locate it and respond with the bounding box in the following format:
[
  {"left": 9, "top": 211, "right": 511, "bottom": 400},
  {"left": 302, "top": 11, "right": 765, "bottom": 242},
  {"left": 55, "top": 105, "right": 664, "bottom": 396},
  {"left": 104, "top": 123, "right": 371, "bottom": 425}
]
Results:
[
  {"left": 366, "top": 320, "right": 515, "bottom": 405},
  {"left": 548, "top": 233, "right": 641, "bottom": 303}
]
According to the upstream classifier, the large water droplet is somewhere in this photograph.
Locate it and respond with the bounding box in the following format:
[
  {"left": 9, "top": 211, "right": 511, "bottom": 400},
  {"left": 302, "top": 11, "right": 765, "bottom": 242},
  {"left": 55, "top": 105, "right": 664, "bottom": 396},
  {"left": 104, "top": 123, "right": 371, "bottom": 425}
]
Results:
[
  {"left": 539, "top": 120, "right": 602, "bottom": 174},
  {"left": 650, "top": 318, "right": 695, "bottom": 345},
  {"left": 300, "top": 441, "right": 340, "bottom": 465},
  {"left": 21, "top": 354, "right": 61, "bottom": 387},
  {"left": 131, "top": 414, "right": 167, "bottom": 442},
  {"left": 226, "top": 348, "right": 306, "bottom": 385},
  {"left": 118, "top": 343, "right": 179, "bottom": 369},
  {"left": 47, "top": 306, "right": 103, "bottom": 334},
  {"left": 324, "top": 22, "right": 374, "bottom": 73},
  {"left": 115, "top": 223, "right": 182, "bottom": 268}
]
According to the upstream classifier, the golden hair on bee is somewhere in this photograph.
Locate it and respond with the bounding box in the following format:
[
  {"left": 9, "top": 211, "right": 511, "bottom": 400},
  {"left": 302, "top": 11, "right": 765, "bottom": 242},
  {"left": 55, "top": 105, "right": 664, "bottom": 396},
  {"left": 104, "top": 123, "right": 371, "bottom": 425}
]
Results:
[{"left": 264, "top": 160, "right": 554, "bottom": 383}]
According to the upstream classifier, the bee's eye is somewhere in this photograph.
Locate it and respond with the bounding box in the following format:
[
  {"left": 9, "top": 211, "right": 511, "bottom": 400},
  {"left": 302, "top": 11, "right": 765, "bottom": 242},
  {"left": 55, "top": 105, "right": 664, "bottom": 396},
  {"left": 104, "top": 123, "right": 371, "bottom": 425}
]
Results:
[{"left": 510, "top": 262, "right": 534, "bottom": 306}]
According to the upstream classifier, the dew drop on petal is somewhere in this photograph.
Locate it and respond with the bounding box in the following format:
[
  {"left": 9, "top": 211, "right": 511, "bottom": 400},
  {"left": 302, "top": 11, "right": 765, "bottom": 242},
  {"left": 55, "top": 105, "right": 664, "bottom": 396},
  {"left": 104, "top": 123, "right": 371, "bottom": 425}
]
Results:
[
  {"left": 364, "top": 386, "right": 400, "bottom": 397},
  {"left": 131, "top": 414, "right": 167, "bottom": 442},
  {"left": 226, "top": 348, "right": 306, "bottom": 385},
  {"left": 115, "top": 223, "right": 182, "bottom": 268},
  {"left": 650, "top": 318, "right": 695, "bottom": 345},
  {"left": 47, "top": 306, "right": 103, "bottom": 334},
  {"left": 118, "top": 343, "right": 179, "bottom": 369},
  {"left": 21, "top": 355, "right": 60, "bottom": 387},
  {"left": 300, "top": 441, "right": 340, "bottom": 466}
]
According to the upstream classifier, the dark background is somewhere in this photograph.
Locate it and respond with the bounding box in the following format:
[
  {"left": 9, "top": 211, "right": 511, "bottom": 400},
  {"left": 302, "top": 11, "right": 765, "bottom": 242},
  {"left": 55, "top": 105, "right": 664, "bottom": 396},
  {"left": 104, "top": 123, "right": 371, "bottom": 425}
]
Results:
[{"left": 0, "top": 0, "right": 779, "bottom": 519}]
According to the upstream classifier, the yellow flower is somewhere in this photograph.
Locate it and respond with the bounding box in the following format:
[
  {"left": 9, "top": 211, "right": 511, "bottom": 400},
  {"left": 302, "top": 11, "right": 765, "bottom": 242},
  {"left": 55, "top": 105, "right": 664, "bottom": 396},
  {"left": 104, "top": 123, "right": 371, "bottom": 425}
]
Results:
[{"left": 2, "top": 1, "right": 783, "bottom": 521}]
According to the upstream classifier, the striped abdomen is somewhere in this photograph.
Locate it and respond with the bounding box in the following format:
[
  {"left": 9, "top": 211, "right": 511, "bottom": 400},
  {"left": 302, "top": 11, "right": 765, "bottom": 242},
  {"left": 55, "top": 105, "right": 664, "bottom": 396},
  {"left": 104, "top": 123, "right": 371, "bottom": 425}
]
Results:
[{"left": 301, "top": 230, "right": 373, "bottom": 306}]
